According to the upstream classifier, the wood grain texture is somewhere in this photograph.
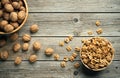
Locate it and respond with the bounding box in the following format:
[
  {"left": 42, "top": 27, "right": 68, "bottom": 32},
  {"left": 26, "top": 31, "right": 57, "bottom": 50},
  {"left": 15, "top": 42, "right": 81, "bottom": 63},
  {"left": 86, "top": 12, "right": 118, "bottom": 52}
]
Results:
[
  {"left": 28, "top": 0, "right": 120, "bottom": 12},
  {"left": 19, "top": 13, "right": 120, "bottom": 36},
  {"left": 0, "top": 37, "right": 119, "bottom": 60},
  {"left": 0, "top": 61, "right": 120, "bottom": 78}
]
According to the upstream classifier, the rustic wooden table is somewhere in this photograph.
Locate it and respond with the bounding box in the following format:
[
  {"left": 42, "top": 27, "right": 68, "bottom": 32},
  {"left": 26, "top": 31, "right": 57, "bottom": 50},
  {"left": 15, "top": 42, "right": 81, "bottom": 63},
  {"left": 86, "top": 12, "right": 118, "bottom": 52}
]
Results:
[{"left": 0, "top": 0, "right": 120, "bottom": 78}]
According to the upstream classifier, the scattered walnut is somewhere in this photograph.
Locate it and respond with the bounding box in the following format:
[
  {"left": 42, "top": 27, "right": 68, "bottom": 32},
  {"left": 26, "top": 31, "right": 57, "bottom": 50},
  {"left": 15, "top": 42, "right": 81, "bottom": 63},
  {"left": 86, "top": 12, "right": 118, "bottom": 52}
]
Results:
[
  {"left": 33, "top": 41, "right": 41, "bottom": 51},
  {"left": 75, "top": 47, "right": 80, "bottom": 52},
  {"left": 9, "top": 33, "right": 18, "bottom": 41},
  {"left": 96, "top": 28, "right": 103, "bottom": 35},
  {"left": 59, "top": 41, "right": 64, "bottom": 46},
  {"left": 64, "top": 38, "right": 70, "bottom": 43},
  {"left": 68, "top": 35, "right": 73, "bottom": 41},
  {"left": 14, "top": 57, "right": 22, "bottom": 65},
  {"left": 87, "top": 31, "right": 93, "bottom": 35},
  {"left": 0, "top": 50, "right": 9, "bottom": 60},
  {"left": 72, "top": 52, "right": 78, "bottom": 58},
  {"left": 29, "top": 54, "right": 37, "bottom": 63},
  {"left": 45, "top": 48, "right": 54, "bottom": 56},
  {"left": 96, "top": 20, "right": 101, "bottom": 26},
  {"left": 22, "top": 34, "right": 31, "bottom": 42},
  {"left": 22, "top": 43, "right": 29, "bottom": 51},
  {"left": 74, "top": 62, "right": 80, "bottom": 68},
  {"left": 0, "top": 39, "right": 6, "bottom": 47},
  {"left": 69, "top": 56, "right": 74, "bottom": 62},
  {"left": 53, "top": 54, "right": 60, "bottom": 60},
  {"left": 30, "top": 24, "right": 39, "bottom": 33},
  {"left": 63, "top": 56, "right": 69, "bottom": 62},
  {"left": 13, "top": 43, "right": 21, "bottom": 52},
  {"left": 60, "top": 61, "right": 66, "bottom": 68},
  {"left": 66, "top": 46, "right": 72, "bottom": 52}
]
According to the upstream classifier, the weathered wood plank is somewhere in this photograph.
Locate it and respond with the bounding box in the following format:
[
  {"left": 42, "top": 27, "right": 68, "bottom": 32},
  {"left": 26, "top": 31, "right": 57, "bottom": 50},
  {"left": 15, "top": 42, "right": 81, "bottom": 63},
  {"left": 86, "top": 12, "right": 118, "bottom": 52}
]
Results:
[
  {"left": 1, "top": 37, "right": 119, "bottom": 60},
  {"left": 19, "top": 13, "right": 120, "bottom": 36},
  {"left": 0, "top": 61, "right": 119, "bottom": 78},
  {"left": 27, "top": 0, "right": 120, "bottom": 12}
]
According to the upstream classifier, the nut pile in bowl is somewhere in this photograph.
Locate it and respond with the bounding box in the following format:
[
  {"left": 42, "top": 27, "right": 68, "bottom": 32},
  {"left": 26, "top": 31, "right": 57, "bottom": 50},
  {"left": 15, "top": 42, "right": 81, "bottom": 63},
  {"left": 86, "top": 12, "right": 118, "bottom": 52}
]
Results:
[
  {"left": 0, "top": 0, "right": 28, "bottom": 34},
  {"left": 80, "top": 37, "right": 115, "bottom": 71}
]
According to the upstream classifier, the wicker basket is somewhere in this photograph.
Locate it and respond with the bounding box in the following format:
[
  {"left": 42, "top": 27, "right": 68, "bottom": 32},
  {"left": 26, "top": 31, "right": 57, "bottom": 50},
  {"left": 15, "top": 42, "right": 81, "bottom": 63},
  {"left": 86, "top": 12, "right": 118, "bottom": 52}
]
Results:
[{"left": 0, "top": 0, "right": 28, "bottom": 34}]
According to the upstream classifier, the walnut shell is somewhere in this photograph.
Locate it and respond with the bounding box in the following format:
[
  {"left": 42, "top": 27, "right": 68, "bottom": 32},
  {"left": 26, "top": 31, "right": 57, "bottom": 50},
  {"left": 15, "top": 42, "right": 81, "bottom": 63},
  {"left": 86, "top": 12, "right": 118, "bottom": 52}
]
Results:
[
  {"left": 0, "top": 10, "right": 3, "bottom": 17},
  {"left": 0, "top": 20, "right": 8, "bottom": 29},
  {"left": 14, "top": 57, "right": 22, "bottom": 65},
  {"left": 18, "top": 11, "right": 26, "bottom": 20},
  {"left": 33, "top": 41, "right": 41, "bottom": 51},
  {"left": 4, "top": 3, "right": 14, "bottom": 12},
  {"left": 0, "top": 39, "right": 6, "bottom": 47},
  {"left": 12, "top": 2, "right": 20, "bottom": 9},
  {"left": 13, "top": 43, "right": 21, "bottom": 52},
  {"left": 45, "top": 48, "right": 54, "bottom": 56},
  {"left": 4, "top": 24, "right": 14, "bottom": 33},
  {"left": 9, "top": 33, "right": 18, "bottom": 41},
  {"left": 1, "top": 0, "right": 10, "bottom": 5},
  {"left": 3, "top": 12, "right": 10, "bottom": 20},
  {"left": 10, "top": 22, "right": 19, "bottom": 29},
  {"left": 10, "top": 12, "right": 18, "bottom": 22},
  {"left": 0, "top": 50, "right": 9, "bottom": 60},
  {"left": 22, "top": 34, "right": 31, "bottom": 42},
  {"left": 29, "top": 55, "right": 37, "bottom": 63},
  {"left": 18, "top": 1, "right": 23, "bottom": 6},
  {"left": 30, "top": 24, "right": 39, "bottom": 33},
  {"left": 22, "top": 43, "right": 29, "bottom": 51},
  {"left": 19, "top": 6, "right": 26, "bottom": 11}
]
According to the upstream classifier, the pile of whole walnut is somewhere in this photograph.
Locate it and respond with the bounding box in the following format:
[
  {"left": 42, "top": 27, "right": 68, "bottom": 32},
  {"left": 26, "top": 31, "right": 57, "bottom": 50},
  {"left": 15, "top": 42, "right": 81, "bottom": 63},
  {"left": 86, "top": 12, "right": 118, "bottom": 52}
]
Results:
[
  {"left": 0, "top": 0, "right": 26, "bottom": 33},
  {"left": 81, "top": 37, "right": 115, "bottom": 70}
]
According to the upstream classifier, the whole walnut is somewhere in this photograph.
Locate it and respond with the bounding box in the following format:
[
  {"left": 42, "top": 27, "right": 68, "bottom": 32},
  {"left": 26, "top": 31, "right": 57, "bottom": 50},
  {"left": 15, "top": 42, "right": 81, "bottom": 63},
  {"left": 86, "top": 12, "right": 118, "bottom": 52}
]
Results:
[
  {"left": 29, "top": 55, "right": 37, "bottom": 63},
  {"left": 0, "top": 10, "right": 3, "bottom": 17},
  {"left": 20, "top": 6, "right": 26, "bottom": 11},
  {"left": 4, "top": 3, "right": 14, "bottom": 12},
  {"left": 1, "top": 0, "right": 10, "bottom": 5},
  {"left": 22, "top": 34, "right": 31, "bottom": 42},
  {"left": 9, "top": 33, "right": 18, "bottom": 41},
  {"left": 12, "top": 2, "right": 20, "bottom": 9},
  {"left": 0, "top": 50, "right": 9, "bottom": 60},
  {"left": 4, "top": 24, "right": 14, "bottom": 33},
  {"left": 45, "top": 48, "right": 54, "bottom": 56},
  {"left": 30, "top": 24, "right": 39, "bottom": 33},
  {"left": 22, "top": 43, "right": 29, "bottom": 51},
  {"left": 14, "top": 57, "right": 22, "bottom": 65},
  {"left": 33, "top": 41, "right": 41, "bottom": 51},
  {"left": 18, "top": 1, "right": 23, "bottom": 6},
  {"left": 10, "top": 12, "right": 18, "bottom": 22},
  {"left": 0, "top": 39, "right": 6, "bottom": 47},
  {"left": 0, "top": 20, "right": 8, "bottom": 29},
  {"left": 3, "top": 12, "right": 10, "bottom": 20},
  {"left": 13, "top": 43, "right": 21, "bottom": 52},
  {"left": 10, "top": 22, "right": 19, "bottom": 29},
  {"left": 18, "top": 11, "right": 26, "bottom": 20}
]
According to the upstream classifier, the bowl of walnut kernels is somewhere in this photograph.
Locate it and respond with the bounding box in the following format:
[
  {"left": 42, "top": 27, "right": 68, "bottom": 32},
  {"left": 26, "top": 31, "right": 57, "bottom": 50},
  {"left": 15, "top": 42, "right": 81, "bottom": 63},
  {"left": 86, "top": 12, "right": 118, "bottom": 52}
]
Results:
[
  {"left": 0, "top": 0, "right": 28, "bottom": 34},
  {"left": 80, "top": 37, "right": 115, "bottom": 71}
]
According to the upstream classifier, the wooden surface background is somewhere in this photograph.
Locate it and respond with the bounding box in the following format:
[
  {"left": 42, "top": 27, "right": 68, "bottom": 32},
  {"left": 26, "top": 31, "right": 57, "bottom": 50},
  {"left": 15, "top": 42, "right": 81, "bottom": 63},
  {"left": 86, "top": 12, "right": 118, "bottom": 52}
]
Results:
[{"left": 0, "top": 0, "right": 120, "bottom": 78}]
